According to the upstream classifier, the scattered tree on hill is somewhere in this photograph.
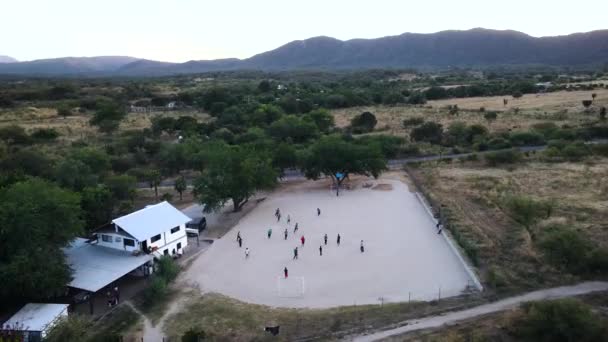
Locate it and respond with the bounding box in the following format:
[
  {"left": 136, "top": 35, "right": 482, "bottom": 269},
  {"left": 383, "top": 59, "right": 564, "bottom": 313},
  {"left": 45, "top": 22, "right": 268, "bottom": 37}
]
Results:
[
  {"left": 303, "top": 108, "right": 335, "bottom": 133},
  {"left": 174, "top": 175, "right": 187, "bottom": 201},
  {"left": 512, "top": 91, "right": 523, "bottom": 99},
  {"left": 505, "top": 195, "right": 553, "bottom": 231},
  {"left": 582, "top": 100, "right": 593, "bottom": 108},
  {"left": 484, "top": 111, "right": 498, "bottom": 123},
  {"left": 300, "top": 135, "right": 387, "bottom": 196},
  {"left": 258, "top": 80, "right": 271, "bottom": 93},
  {"left": 81, "top": 185, "right": 114, "bottom": 230},
  {"left": 89, "top": 102, "right": 126, "bottom": 133},
  {"left": 0, "top": 179, "right": 83, "bottom": 303},
  {"left": 268, "top": 115, "right": 318, "bottom": 143},
  {"left": 410, "top": 122, "right": 444, "bottom": 144},
  {"left": 592, "top": 93, "right": 597, "bottom": 101},
  {"left": 350, "top": 111, "right": 377, "bottom": 133},
  {"left": 503, "top": 98, "right": 509, "bottom": 106},
  {"left": 193, "top": 144, "right": 277, "bottom": 212}
]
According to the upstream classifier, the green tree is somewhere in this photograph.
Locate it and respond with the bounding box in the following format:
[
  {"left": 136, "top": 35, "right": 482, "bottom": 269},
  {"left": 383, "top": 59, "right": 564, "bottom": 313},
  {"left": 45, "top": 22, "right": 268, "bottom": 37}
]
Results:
[
  {"left": 250, "top": 104, "right": 284, "bottom": 126},
  {"left": 104, "top": 174, "right": 136, "bottom": 202},
  {"left": 410, "top": 122, "right": 443, "bottom": 144},
  {"left": 300, "top": 135, "right": 387, "bottom": 196},
  {"left": 350, "top": 111, "right": 377, "bottom": 133},
  {"left": 81, "top": 185, "right": 114, "bottom": 231},
  {"left": 268, "top": 115, "right": 319, "bottom": 143},
  {"left": 144, "top": 169, "right": 162, "bottom": 201},
  {"left": 193, "top": 144, "right": 277, "bottom": 212},
  {"left": 44, "top": 315, "right": 91, "bottom": 342},
  {"left": 258, "top": 80, "right": 271, "bottom": 92},
  {"left": 174, "top": 175, "right": 187, "bottom": 201},
  {"left": 89, "top": 102, "right": 126, "bottom": 133},
  {"left": 513, "top": 299, "right": 608, "bottom": 342},
  {"left": 303, "top": 108, "right": 335, "bottom": 133},
  {"left": 0, "top": 179, "right": 83, "bottom": 302},
  {"left": 57, "top": 106, "right": 72, "bottom": 119},
  {"left": 505, "top": 195, "right": 552, "bottom": 230},
  {"left": 273, "top": 143, "right": 298, "bottom": 174}
]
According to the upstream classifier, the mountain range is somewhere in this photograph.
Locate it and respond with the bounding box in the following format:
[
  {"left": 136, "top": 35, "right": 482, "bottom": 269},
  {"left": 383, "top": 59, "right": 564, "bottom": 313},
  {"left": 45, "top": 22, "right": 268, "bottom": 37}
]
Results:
[{"left": 1, "top": 28, "right": 607, "bottom": 76}]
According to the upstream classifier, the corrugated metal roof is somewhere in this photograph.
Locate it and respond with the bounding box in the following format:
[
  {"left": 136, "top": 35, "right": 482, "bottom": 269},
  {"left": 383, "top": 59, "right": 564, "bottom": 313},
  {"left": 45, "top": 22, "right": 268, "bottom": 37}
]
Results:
[
  {"left": 4, "top": 303, "right": 69, "bottom": 332},
  {"left": 64, "top": 238, "right": 152, "bottom": 292},
  {"left": 112, "top": 201, "right": 191, "bottom": 241}
]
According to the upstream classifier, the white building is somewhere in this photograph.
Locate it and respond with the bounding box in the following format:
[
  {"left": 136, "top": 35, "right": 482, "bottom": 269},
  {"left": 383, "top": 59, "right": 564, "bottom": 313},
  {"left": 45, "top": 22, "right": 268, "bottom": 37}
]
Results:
[
  {"left": 3, "top": 303, "right": 69, "bottom": 341},
  {"left": 95, "top": 201, "right": 190, "bottom": 258}
]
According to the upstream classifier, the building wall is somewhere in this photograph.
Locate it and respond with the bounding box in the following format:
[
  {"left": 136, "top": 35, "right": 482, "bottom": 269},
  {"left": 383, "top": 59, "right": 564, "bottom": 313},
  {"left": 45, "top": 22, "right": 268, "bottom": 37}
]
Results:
[
  {"left": 96, "top": 232, "right": 139, "bottom": 253},
  {"left": 144, "top": 223, "right": 188, "bottom": 257}
]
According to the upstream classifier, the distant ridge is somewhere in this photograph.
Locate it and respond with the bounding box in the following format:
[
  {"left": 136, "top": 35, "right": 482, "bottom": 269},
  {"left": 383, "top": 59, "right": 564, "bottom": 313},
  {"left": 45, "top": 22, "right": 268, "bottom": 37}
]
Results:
[
  {"left": 1, "top": 28, "right": 608, "bottom": 76},
  {"left": 0, "top": 55, "right": 17, "bottom": 63}
]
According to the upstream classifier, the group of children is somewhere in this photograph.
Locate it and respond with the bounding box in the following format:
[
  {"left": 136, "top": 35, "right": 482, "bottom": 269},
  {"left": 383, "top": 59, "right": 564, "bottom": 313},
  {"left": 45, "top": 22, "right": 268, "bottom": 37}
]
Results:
[{"left": 235, "top": 207, "right": 366, "bottom": 279}]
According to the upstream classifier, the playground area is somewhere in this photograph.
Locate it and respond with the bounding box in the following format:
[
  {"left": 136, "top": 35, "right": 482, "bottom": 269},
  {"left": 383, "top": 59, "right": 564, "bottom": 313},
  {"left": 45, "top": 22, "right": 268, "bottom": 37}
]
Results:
[{"left": 183, "top": 175, "right": 477, "bottom": 308}]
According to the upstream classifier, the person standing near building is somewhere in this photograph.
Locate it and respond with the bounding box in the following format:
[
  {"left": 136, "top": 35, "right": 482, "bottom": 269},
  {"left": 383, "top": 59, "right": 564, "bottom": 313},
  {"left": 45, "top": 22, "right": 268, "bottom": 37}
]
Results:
[
  {"left": 237, "top": 231, "right": 241, "bottom": 242},
  {"left": 245, "top": 248, "right": 250, "bottom": 259},
  {"left": 337, "top": 234, "right": 341, "bottom": 246},
  {"left": 300, "top": 235, "right": 305, "bottom": 246},
  {"left": 319, "top": 245, "right": 323, "bottom": 256},
  {"left": 238, "top": 236, "right": 243, "bottom": 247},
  {"left": 267, "top": 228, "right": 272, "bottom": 239},
  {"left": 284, "top": 267, "right": 288, "bottom": 278},
  {"left": 324, "top": 234, "right": 328, "bottom": 245}
]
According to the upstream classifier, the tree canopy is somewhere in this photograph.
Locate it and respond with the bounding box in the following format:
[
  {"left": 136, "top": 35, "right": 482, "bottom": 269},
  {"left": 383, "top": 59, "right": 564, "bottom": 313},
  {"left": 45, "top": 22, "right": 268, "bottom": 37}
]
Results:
[
  {"left": 193, "top": 143, "right": 277, "bottom": 212},
  {"left": 300, "top": 135, "right": 387, "bottom": 195},
  {"left": 0, "top": 178, "right": 83, "bottom": 303}
]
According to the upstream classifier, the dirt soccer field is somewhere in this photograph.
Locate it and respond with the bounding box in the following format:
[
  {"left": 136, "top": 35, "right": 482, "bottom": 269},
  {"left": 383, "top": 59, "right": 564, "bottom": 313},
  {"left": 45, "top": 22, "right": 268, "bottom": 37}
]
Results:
[{"left": 183, "top": 177, "right": 476, "bottom": 308}]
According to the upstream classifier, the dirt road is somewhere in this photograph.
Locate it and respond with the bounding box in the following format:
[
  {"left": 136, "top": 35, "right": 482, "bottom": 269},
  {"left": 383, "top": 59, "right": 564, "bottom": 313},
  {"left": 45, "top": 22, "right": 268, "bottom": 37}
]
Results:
[{"left": 349, "top": 281, "right": 608, "bottom": 341}]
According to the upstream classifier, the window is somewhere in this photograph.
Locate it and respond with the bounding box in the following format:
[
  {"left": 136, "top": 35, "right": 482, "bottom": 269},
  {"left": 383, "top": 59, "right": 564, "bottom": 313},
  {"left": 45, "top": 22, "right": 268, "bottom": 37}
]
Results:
[
  {"left": 177, "top": 242, "right": 182, "bottom": 250},
  {"left": 170, "top": 226, "right": 180, "bottom": 234},
  {"left": 114, "top": 237, "right": 122, "bottom": 243},
  {"left": 123, "top": 239, "right": 135, "bottom": 247},
  {"left": 151, "top": 234, "right": 161, "bottom": 243},
  {"left": 163, "top": 249, "right": 169, "bottom": 255},
  {"left": 101, "top": 234, "right": 112, "bottom": 243}
]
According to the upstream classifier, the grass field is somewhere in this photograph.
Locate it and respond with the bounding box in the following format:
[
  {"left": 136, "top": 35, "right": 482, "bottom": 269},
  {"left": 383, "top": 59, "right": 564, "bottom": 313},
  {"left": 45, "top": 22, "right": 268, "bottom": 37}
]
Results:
[
  {"left": 411, "top": 156, "right": 608, "bottom": 292},
  {"left": 332, "top": 89, "right": 607, "bottom": 138}
]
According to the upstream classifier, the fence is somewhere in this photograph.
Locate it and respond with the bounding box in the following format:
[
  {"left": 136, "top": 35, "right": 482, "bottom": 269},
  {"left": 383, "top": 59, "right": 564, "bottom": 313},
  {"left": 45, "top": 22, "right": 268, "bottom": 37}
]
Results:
[{"left": 403, "top": 165, "right": 484, "bottom": 292}]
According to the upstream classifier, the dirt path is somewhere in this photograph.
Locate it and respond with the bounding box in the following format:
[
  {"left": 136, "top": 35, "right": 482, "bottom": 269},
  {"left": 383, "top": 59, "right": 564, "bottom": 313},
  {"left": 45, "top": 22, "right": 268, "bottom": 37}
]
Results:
[
  {"left": 349, "top": 281, "right": 608, "bottom": 341},
  {"left": 124, "top": 301, "right": 163, "bottom": 342}
]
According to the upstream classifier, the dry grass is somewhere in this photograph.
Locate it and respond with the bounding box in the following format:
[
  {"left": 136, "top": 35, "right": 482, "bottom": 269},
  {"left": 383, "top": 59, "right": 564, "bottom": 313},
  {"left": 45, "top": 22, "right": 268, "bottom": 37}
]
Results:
[
  {"left": 332, "top": 89, "right": 607, "bottom": 138},
  {"left": 0, "top": 107, "right": 211, "bottom": 142},
  {"left": 412, "top": 157, "right": 608, "bottom": 292}
]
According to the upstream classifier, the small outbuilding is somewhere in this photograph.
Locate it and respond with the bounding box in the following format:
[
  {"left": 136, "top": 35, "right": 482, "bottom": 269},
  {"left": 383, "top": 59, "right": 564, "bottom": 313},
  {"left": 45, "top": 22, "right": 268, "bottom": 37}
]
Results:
[{"left": 3, "top": 303, "right": 69, "bottom": 341}]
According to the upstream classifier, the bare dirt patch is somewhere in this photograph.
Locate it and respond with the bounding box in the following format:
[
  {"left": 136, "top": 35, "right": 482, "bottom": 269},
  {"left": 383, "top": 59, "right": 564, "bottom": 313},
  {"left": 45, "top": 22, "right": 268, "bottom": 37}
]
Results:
[{"left": 372, "top": 183, "right": 393, "bottom": 191}]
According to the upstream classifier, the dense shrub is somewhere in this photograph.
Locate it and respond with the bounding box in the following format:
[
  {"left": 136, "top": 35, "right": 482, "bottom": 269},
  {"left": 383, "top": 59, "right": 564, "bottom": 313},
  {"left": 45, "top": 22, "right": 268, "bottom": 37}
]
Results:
[
  {"left": 143, "top": 276, "right": 167, "bottom": 306},
  {"left": 410, "top": 122, "right": 443, "bottom": 144},
  {"left": 484, "top": 149, "right": 522, "bottom": 166},
  {"left": 509, "top": 131, "right": 545, "bottom": 146},
  {"left": 356, "top": 135, "right": 405, "bottom": 158},
  {"left": 30, "top": 128, "right": 60, "bottom": 142},
  {"left": 512, "top": 299, "right": 608, "bottom": 342},
  {"left": 539, "top": 226, "right": 590, "bottom": 273},
  {"left": 157, "top": 255, "right": 180, "bottom": 282},
  {"left": 505, "top": 195, "right": 553, "bottom": 230},
  {"left": 350, "top": 112, "right": 377, "bottom": 133}
]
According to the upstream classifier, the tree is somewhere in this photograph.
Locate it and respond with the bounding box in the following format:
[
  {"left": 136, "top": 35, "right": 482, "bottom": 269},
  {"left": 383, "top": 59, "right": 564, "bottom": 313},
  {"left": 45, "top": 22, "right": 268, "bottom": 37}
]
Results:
[
  {"left": 81, "top": 185, "right": 114, "bottom": 231},
  {"left": 303, "top": 109, "right": 335, "bottom": 133},
  {"left": 484, "top": 111, "right": 498, "bottom": 123},
  {"left": 174, "top": 175, "right": 187, "bottom": 201},
  {"left": 513, "top": 91, "right": 523, "bottom": 99},
  {"left": 193, "top": 144, "right": 277, "bottom": 212},
  {"left": 505, "top": 195, "right": 552, "bottom": 230},
  {"left": 300, "top": 135, "right": 387, "bottom": 196},
  {"left": 582, "top": 100, "right": 593, "bottom": 108},
  {"left": 592, "top": 93, "right": 597, "bottom": 101},
  {"left": 601, "top": 107, "right": 607, "bottom": 121},
  {"left": 104, "top": 174, "right": 136, "bottom": 202},
  {"left": 258, "top": 80, "right": 271, "bottom": 93},
  {"left": 44, "top": 315, "right": 91, "bottom": 342},
  {"left": 268, "top": 115, "right": 319, "bottom": 143},
  {"left": 350, "top": 111, "right": 377, "bottom": 133},
  {"left": 410, "top": 122, "right": 443, "bottom": 144},
  {"left": 0, "top": 125, "right": 30, "bottom": 145},
  {"left": 144, "top": 169, "right": 162, "bottom": 201},
  {"left": 57, "top": 106, "right": 72, "bottom": 119},
  {"left": 89, "top": 102, "right": 126, "bottom": 133},
  {"left": 0, "top": 179, "right": 83, "bottom": 303},
  {"left": 273, "top": 143, "right": 298, "bottom": 174}
]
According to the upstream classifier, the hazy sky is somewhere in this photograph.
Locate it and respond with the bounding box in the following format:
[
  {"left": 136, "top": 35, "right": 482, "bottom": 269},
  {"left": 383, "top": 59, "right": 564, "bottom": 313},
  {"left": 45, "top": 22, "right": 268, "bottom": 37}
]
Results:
[{"left": 2, "top": 0, "right": 606, "bottom": 62}]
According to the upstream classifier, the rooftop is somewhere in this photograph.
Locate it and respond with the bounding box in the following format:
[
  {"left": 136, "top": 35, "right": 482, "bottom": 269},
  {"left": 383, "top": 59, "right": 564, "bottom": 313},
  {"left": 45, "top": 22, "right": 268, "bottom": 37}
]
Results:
[
  {"left": 4, "top": 303, "right": 69, "bottom": 332},
  {"left": 112, "top": 201, "right": 191, "bottom": 241},
  {"left": 64, "top": 238, "right": 152, "bottom": 292}
]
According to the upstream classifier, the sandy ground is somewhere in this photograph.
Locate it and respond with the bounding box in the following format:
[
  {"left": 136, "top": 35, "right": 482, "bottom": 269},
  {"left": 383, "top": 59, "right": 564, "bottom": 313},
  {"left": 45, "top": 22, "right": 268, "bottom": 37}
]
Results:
[{"left": 182, "top": 178, "right": 474, "bottom": 308}]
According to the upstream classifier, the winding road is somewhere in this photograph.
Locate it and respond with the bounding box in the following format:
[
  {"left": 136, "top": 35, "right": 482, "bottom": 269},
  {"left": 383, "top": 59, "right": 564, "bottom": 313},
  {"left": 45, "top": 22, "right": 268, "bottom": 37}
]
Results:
[{"left": 348, "top": 281, "right": 608, "bottom": 341}]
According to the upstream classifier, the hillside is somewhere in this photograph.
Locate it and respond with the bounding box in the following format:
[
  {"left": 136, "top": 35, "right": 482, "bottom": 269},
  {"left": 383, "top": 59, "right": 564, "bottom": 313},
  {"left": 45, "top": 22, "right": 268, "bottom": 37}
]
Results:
[
  {"left": 0, "top": 55, "right": 17, "bottom": 63},
  {"left": 1, "top": 28, "right": 607, "bottom": 76},
  {"left": 0, "top": 56, "right": 139, "bottom": 75}
]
